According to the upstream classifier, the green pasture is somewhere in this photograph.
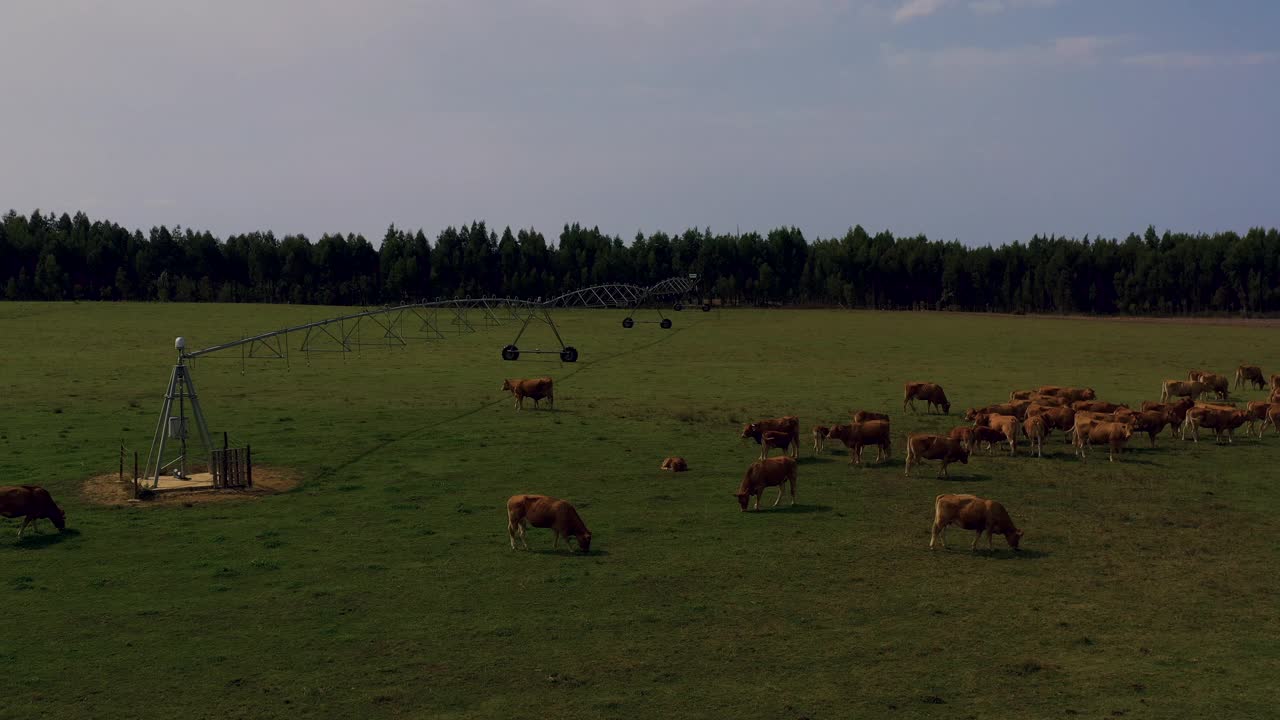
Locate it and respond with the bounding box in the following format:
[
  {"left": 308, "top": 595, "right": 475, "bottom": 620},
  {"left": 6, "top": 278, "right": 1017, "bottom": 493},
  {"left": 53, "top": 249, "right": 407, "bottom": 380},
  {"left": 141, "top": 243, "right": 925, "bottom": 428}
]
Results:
[{"left": 2, "top": 303, "right": 1278, "bottom": 719}]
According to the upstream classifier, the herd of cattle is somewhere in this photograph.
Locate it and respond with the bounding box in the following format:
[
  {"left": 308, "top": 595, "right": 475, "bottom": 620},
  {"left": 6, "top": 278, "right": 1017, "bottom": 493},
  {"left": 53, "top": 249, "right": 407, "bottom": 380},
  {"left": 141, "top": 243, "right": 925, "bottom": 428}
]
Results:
[{"left": 500, "top": 363, "right": 1280, "bottom": 554}]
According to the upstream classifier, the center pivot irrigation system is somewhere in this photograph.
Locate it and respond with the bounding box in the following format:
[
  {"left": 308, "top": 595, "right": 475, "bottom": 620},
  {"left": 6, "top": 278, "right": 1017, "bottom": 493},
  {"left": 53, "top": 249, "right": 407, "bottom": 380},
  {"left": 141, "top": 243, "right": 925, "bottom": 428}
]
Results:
[{"left": 143, "top": 276, "right": 708, "bottom": 488}]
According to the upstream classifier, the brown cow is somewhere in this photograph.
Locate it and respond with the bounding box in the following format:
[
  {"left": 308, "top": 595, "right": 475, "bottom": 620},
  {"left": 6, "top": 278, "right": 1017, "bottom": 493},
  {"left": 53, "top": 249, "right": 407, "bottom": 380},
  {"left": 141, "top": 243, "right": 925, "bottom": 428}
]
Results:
[
  {"left": 1079, "top": 421, "right": 1134, "bottom": 462},
  {"left": 1199, "top": 373, "right": 1230, "bottom": 401},
  {"left": 501, "top": 377, "right": 555, "bottom": 411},
  {"left": 948, "top": 425, "right": 977, "bottom": 452},
  {"left": 1036, "top": 386, "right": 1097, "bottom": 402},
  {"left": 506, "top": 494, "right": 591, "bottom": 552},
  {"left": 1128, "top": 409, "right": 1175, "bottom": 447},
  {"left": 740, "top": 417, "right": 800, "bottom": 458},
  {"left": 1071, "top": 400, "right": 1128, "bottom": 414},
  {"left": 1009, "top": 389, "right": 1034, "bottom": 401},
  {"left": 1271, "top": 374, "right": 1280, "bottom": 392},
  {"left": 1161, "top": 379, "right": 1205, "bottom": 403},
  {"left": 758, "top": 430, "right": 793, "bottom": 460},
  {"left": 827, "top": 421, "right": 892, "bottom": 465},
  {"left": 970, "top": 426, "right": 1010, "bottom": 454},
  {"left": 905, "top": 434, "right": 969, "bottom": 478},
  {"left": 965, "top": 402, "right": 1030, "bottom": 421},
  {"left": 1266, "top": 405, "right": 1280, "bottom": 437},
  {"left": 1184, "top": 407, "right": 1247, "bottom": 444},
  {"left": 903, "top": 382, "right": 951, "bottom": 414},
  {"left": 1243, "top": 402, "right": 1274, "bottom": 438},
  {"left": 0, "top": 486, "right": 66, "bottom": 537},
  {"left": 811, "top": 426, "right": 830, "bottom": 454},
  {"left": 930, "top": 494, "right": 1022, "bottom": 551},
  {"left": 659, "top": 456, "right": 689, "bottom": 472},
  {"left": 1030, "top": 405, "right": 1077, "bottom": 442},
  {"left": 1236, "top": 365, "right": 1265, "bottom": 390},
  {"left": 733, "top": 457, "right": 798, "bottom": 511},
  {"left": 1029, "top": 394, "right": 1071, "bottom": 407},
  {"left": 981, "top": 413, "right": 1019, "bottom": 455},
  {"left": 851, "top": 410, "right": 890, "bottom": 424},
  {"left": 1023, "top": 415, "right": 1047, "bottom": 457}
]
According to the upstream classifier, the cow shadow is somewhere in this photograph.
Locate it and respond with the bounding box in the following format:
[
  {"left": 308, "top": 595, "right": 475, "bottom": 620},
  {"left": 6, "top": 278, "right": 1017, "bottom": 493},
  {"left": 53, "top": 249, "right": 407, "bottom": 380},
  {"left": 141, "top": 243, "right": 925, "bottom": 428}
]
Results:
[
  {"left": 747, "top": 504, "right": 833, "bottom": 514},
  {"left": 529, "top": 548, "right": 611, "bottom": 557},
  {"left": 934, "top": 473, "right": 993, "bottom": 482},
  {"left": 982, "top": 547, "right": 1051, "bottom": 560},
  {"left": 11, "top": 528, "right": 81, "bottom": 549},
  {"left": 798, "top": 456, "right": 837, "bottom": 465}
]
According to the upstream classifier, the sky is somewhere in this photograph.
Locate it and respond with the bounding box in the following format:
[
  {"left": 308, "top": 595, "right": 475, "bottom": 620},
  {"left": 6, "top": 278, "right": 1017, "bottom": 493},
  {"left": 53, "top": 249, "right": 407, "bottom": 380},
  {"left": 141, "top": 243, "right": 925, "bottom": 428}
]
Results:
[{"left": 1, "top": 0, "right": 1277, "bottom": 246}]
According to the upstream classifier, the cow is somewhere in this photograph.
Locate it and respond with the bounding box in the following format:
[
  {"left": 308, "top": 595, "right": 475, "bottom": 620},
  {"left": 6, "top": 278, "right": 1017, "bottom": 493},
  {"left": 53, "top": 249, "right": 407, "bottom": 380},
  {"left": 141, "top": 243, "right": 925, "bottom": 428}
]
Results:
[
  {"left": 903, "top": 382, "right": 951, "bottom": 414},
  {"left": 905, "top": 434, "right": 969, "bottom": 478},
  {"left": 758, "top": 430, "right": 793, "bottom": 460},
  {"left": 1128, "top": 409, "right": 1176, "bottom": 447},
  {"left": 1079, "top": 421, "right": 1134, "bottom": 462},
  {"left": 740, "top": 417, "right": 800, "bottom": 458},
  {"left": 1160, "top": 379, "right": 1205, "bottom": 403},
  {"left": 1236, "top": 365, "right": 1266, "bottom": 391},
  {"left": 1197, "top": 373, "right": 1230, "bottom": 401},
  {"left": 1029, "top": 394, "right": 1071, "bottom": 407},
  {"left": 979, "top": 413, "right": 1019, "bottom": 455},
  {"left": 1009, "top": 390, "right": 1034, "bottom": 401},
  {"left": 733, "top": 457, "right": 798, "bottom": 511},
  {"left": 929, "top": 494, "right": 1022, "bottom": 552},
  {"left": 1071, "top": 400, "right": 1128, "bottom": 414},
  {"left": 851, "top": 410, "right": 890, "bottom": 424},
  {"left": 1271, "top": 374, "right": 1280, "bottom": 392},
  {"left": 827, "top": 421, "right": 891, "bottom": 465},
  {"left": 501, "top": 377, "right": 554, "bottom": 411},
  {"left": 1140, "top": 398, "right": 1194, "bottom": 437},
  {"left": 0, "top": 486, "right": 66, "bottom": 537},
  {"left": 970, "top": 426, "right": 1009, "bottom": 454},
  {"left": 1033, "top": 405, "right": 1078, "bottom": 442},
  {"left": 1036, "top": 386, "right": 1097, "bottom": 402},
  {"left": 1188, "top": 369, "right": 1210, "bottom": 382},
  {"left": 659, "top": 456, "right": 689, "bottom": 472},
  {"left": 1243, "top": 402, "right": 1274, "bottom": 438},
  {"left": 948, "top": 425, "right": 977, "bottom": 453},
  {"left": 965, "top": 403, "right": 1025, "bottom": 421},
  {"left": 811, "top": 425, "right": 830, "bottom": 454},
  {"left": 1023, "top": 415, "right": 1047, "bottom": 457},
  {"left": 1184, "top": 407, "right": 1247, "bottom": 444},
  {"left": 1267, "top": 405, "right": 1280, "bottom": 437},
  {"left": 506, "top": 494, "right": 591, "bottom": 552}
]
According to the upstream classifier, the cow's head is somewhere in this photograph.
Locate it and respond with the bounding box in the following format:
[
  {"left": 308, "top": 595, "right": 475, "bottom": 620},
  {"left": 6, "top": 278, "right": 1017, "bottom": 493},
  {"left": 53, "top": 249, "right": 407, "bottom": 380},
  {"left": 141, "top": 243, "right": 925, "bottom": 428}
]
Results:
[
  {"left": 1006, "top": 528, "right": 1023, "bottom": 551},
  {"left": 740, "top": 424, "right": 760, "bottom": 442},
  {"left": 575, "top": 531, "right": 592, "bottom": 553},
  {"left": 971, "top": 413, "right": 989, "bottom": 428},
  {"left": 963, "top": 408, "right": 978, "bottom": 421},
  {"left": 814, "top": 426, "right": 829, "bottom": 437},
  {"left": 941, "top": 399, "right": 951, "bottom": 414},
  {"left": 501, "top": 379, "right": 513, "bottom": 392},
  {"left": 733, "top": 491, "right": 750, "bottom": 511},
  {"left": 48, "top": 502, "right": 66, "bottom": 531},
  {"left": 955, "top": 445, "right": 970, "bottom": 464}
]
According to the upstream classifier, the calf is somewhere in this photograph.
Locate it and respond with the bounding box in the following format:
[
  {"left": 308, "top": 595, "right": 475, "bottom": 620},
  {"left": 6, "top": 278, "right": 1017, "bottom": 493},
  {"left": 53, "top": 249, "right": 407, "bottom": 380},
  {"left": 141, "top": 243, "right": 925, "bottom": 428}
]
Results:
[
  {"left": 930, "top": 494, "right": 1022, "bottom": 551},
  {"left": 659, "top": 456, "right": 689, "bottom": 472},
  {"left": 971, "top": 426, "right": 1009, "bottom": 455},
  {"left": 506, "top": 494, "right": 591, "bottom": 552},
  {"left": 811, "top": 425, "right": 830, "bottom": 454},
  {"left": 0, "top": 486, "right": 66, "bottom": 537},
  {"left": 984, "top": 414, "right": 1019, "bottom": 455},
  {"left": 905, "top": 434, "right": 969, "bottom": 479},
  {"left": 1243, "top": 402, "right": 1273, "bottom": 438},
  {"left": 850, "top": 410, "right": 889, "bottom": 424},
  {"left": 948, "top": 425, "right": 977, "bottom": 453},
  {"left": 740, "top": 416, "right": 800, "bottom": 458},
  {"left": 733, "top": 457, "right": 798, "bottom": 511}
]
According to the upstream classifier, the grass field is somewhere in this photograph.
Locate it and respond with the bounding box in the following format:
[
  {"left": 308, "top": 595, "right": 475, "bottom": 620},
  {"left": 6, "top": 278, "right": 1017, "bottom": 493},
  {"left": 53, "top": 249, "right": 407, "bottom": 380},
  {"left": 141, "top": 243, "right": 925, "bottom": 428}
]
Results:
[{"left": 3, "top": 303, "right": 1280, "bottom": 719}]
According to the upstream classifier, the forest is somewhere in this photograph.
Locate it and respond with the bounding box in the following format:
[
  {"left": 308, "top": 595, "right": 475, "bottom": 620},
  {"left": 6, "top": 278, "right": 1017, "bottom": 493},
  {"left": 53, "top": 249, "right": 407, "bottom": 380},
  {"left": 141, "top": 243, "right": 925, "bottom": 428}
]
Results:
[{"left": 2, "top": 209, "right": 1278, "bottom": 315}]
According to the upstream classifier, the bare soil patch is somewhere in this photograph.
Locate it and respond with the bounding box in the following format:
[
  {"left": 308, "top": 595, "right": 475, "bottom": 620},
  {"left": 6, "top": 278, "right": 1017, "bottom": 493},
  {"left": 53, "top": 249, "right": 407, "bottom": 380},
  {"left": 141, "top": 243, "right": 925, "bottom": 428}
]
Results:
[{"left": 81, "top": 467, "right": 301, "bottom": 507}]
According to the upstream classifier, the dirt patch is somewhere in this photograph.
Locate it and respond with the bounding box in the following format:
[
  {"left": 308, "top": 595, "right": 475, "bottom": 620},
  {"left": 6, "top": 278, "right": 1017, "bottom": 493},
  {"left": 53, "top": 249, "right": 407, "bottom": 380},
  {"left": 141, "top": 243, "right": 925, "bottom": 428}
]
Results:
[{"left": 81, "top": 467, "right": 301, "bottom": 507}]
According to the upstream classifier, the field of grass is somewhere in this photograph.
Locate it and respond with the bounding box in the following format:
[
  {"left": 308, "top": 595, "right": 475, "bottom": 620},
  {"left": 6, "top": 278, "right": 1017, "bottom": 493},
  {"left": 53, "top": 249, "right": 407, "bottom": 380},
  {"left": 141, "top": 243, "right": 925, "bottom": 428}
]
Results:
[{"left": 3, "top": 302, "right": 1280, "bottom": 719}]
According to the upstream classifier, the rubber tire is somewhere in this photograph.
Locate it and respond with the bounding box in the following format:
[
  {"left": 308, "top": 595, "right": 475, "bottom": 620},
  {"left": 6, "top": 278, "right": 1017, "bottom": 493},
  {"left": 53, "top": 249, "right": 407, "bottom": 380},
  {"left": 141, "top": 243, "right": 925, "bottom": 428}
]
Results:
[
  {"left": 660, "top": 318, "right": 673, "bottom": 329},
  {"left": 622, "top": 317, "right": 635, "bottom": 329},
  {"left": 560, "top": 346, "right": 579, "bottom": 363},
  {"left": 501, "top": 344, "right": 520, "bottom": 361},
  {"left": 673, "top": 303, "right": 684, "bottom": 312},
  {"left": 701, "top": 303, "right": 712, "bottom": 312}
]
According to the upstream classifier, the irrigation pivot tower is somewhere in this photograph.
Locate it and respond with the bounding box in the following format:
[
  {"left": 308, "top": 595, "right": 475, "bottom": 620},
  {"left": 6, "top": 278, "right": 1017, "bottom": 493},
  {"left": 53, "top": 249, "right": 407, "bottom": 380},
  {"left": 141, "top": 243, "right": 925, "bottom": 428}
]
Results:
[{"left": 144, "top": 336, "right": 214, "bottom": 488}]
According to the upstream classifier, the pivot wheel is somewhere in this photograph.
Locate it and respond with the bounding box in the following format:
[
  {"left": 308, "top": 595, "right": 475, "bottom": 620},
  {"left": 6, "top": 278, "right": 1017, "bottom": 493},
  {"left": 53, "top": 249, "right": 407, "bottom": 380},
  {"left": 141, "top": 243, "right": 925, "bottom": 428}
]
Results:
[
  {"left": 660, "top": 318, "right": 673, "bottom": 329},
  {"left": 701, "top": 303, "right": 712, "bottom": 312},
  {"left": 673, "top": 303, "right": 684, "bottom": 312},
  {"left": 622, "top": 317, "right": 635, "bottom": 329},
  {"left": 560, "top": 346, "right": 579, "bottom": 363},
  {"left": 501, "top": 344, "right": 520, "bottom": 361}
]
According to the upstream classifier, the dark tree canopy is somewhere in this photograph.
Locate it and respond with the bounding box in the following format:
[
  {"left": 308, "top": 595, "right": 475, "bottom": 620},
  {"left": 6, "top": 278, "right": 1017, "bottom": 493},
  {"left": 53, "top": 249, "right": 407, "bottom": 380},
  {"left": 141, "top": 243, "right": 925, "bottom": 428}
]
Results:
[{"left": 2, "top": 209, "right": 1277, "bottom": 315}]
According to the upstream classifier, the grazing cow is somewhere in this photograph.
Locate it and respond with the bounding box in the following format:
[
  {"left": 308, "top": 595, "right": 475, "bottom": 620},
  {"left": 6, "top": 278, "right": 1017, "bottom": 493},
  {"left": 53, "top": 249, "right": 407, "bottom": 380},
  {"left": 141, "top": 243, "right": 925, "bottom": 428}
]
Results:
[
  {"left": 1197, "top": 373, "right": 1230, "bottom": 401},
  {"left": 740, "top": 417, "right": 800, "bottom": 458},
  {"left": 1236, "top": 365, "right": 1266, "bottom": 390},
  {"left": 1184, "top": 407, "right": 1247, "bottom": 444},
  {"left": 1036, "top": 386, "right": 1097, "bottom": 402},
  {"left": 1079, "top": 421, "right": 1134, "bottom": 462},
  {"left": 0, "top": 486, "right": 66, "bottom": 537},
  {"left": 1023, "top": 416, "right": 1047, "bottom": 457},
  {"left": 1128, "top": 410, "right": 1175, "bottom": 447},
  {"left": 501, "top": 377, "right": 554, "bottom": 411},
  {"left": 930, "top": 494, "right": 1022, "bottom": 551},
  {"left": 970, "top": 426, "right": 1010, "bottom": 454},
  {"left": 1071, "top": 400, "right": 1128, "bottom": 414},
  {"left": 965, "top": 403, "right": 1028, "bottom": 421},
  {"left": 980, "top": 413, "right": 1019, "bottom": 455},
  {"left": 733, "top": 457, "right": 798, "bottom": 511},
  {"left": 811, "top": 426, "right": 830, "bottom": 454},
  {"left": 506, "top": 494, "right": 591, "bottom": 552},
  {"left": 1160, "top": 380, "right": 1205, "bottom": 403},
  {"left": 903, "top": 382, "right": 951, "bottom": 414},
  {"left": 851, "top": 410, "right": 890, "bottom": 424},
  {"left": 905, "top": 434, "right": 969, "bottom": 478},
  {"left": 827, "top": 421, "right": 892, "bottom": 465},
  {"left": 659, "top": 456, "right": 689, "bottom": 472}
]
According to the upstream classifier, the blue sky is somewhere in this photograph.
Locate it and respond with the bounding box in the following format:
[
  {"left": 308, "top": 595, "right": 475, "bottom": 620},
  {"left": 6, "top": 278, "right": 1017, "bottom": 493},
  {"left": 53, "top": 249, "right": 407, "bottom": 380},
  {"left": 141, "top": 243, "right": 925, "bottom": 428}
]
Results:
[{"left": 1, "top": 0, "right": 1276, "bottom": 246}]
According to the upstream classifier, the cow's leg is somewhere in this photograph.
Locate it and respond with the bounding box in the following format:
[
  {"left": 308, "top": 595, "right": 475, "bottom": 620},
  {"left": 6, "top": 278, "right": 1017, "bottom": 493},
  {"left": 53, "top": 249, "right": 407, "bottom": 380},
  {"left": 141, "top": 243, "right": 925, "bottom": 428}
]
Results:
[
  {"left": 971, "top": 529, "right": 982, "bottom": 551},
  {"left": 753, "top": 492, "right": 762, "bottom": 511},
  {"left": 988, "top": 530, "right": 995, "bottom": 550},
  {"left": 789, "top": 477, "right": 797, "bottom": 506},
  {"left": 520, "top": 522, "right": 530, "bottom": 549},
  {"left": 17, "top": 517, "right": 31, "bottom": 538}
]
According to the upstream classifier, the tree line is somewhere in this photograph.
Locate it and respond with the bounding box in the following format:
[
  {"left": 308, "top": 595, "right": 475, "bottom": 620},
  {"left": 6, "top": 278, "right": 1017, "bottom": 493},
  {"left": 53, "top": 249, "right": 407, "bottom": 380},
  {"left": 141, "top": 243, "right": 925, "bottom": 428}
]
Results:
[{"left": 3, "top": 209, "right": 1278, "bottom": 315}]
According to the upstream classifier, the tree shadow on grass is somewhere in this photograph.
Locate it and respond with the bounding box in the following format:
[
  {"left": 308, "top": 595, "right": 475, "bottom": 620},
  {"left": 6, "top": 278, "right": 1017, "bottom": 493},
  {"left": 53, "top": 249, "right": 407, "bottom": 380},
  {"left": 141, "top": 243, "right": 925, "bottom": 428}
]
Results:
[{"left": 10, "top": 528, "right": 81, "bottom": 549}]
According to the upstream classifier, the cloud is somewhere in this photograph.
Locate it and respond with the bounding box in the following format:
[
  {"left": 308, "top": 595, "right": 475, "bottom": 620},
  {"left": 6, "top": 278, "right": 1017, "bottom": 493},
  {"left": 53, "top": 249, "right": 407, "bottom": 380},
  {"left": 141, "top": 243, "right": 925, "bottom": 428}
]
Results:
[
  {"left": 884, "top": 35, "right": 1123, "bottom": 70},
  {"left": 969, "top": 0, "right": 1057, "bottom": 15},
  {"left": 892, "top": 0, "right": 951, "bottom": 24},
  {"left": 1123, "top": 51, "right": 1279, "bottom": 70}
]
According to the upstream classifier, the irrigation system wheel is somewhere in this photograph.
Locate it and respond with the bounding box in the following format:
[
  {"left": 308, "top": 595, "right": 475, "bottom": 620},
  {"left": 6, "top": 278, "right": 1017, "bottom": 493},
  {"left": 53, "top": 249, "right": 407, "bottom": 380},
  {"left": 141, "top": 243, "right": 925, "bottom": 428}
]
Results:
[
  {"left": 660, "top": 318, "right": 673, "bottom": 329},
  {"left": 560, "top": 346, "right": 579, "bottom": 363},
  {"left": 501, "top": 344, "right": 520, "bottom": 361},
  {"left": 622, "top": 317, "right": 635, "bottom": 329}
]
